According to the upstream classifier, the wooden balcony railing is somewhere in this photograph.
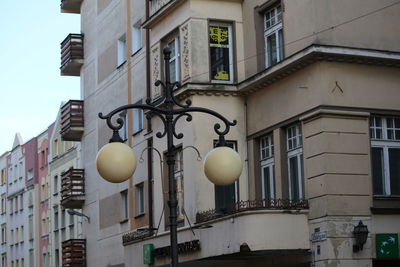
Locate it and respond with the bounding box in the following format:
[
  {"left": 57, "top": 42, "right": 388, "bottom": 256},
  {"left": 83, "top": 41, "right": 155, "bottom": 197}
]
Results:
[
  {"left": 60, "top": 34, "right": 83, "bottom": 76},
  {"left": 60, "top": 100, "right": 84, "bottom": 141},
  {"left": 62, "top": 239, "right": 86, "bottom": 267},
  {"left": 61, "top": 168, "right": 85, "bottom": 209},
  {"left": 60, "top": 0, "right": 83, "bottom": 13}
]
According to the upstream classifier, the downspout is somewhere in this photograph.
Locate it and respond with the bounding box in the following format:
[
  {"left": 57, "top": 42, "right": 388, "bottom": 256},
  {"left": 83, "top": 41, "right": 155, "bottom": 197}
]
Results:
[
  {"left": 125, "top": 0, "right": 134, "bottom": 228},
  {"left": 145, "top": 0, "right": 154, "bottom": 232}
]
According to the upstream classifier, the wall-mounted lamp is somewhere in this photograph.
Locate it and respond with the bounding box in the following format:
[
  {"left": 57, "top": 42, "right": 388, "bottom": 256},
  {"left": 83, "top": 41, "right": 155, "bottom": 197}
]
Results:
[
  {"left": 67, "top": 209, "right": 91, "bottom": 223},
  {"left": 353, "top": 220, "right": 368, "bottom": 252}
]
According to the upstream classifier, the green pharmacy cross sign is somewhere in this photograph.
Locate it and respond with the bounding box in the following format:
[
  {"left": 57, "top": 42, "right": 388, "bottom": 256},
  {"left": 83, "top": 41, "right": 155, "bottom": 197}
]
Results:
[{"left": 376, "top": 234, "right": 399, "bottom": 259}]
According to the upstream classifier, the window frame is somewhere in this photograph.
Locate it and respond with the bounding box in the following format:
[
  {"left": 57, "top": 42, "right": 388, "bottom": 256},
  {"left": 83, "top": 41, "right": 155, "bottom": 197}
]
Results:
[
  {"left": 370, "top": 116, "right": 400, "bottom": 196},
  {"left": 135, "top": 183, "right": 145, "bottom": 216},
  {"left": 132, "top": 101, "right": 144, "bottom": 134},
  {"left": 132, "top": 21, "right": 142, "bottom": 55},
  {"left": 264, "top": 4, "right": 283, "bottom": 67},
  {"left": 260, "top": 134, "right": 275, "bottom": 200},
  {"left": 286, "top": 124, "right": 304, "bottom": 200},
  {"left": 118, "top": 111, "right": 128, "bottom": 141},
  {"left": 168, "top": 37, "right": 180, "bottom": 83},
  {"left": 209, "top": 22, "right": 234, "bottom": 84},
  {"left": 117, "top": 34, "right": 127, "bottom": 67},
  {"left": 121, "top": 190, "right": 129, "bottom": 221}
]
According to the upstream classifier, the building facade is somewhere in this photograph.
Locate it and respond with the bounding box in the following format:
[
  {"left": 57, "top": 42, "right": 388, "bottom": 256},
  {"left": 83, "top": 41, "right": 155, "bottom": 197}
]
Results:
[
  {"left": 0, "top": 152, "right": 10, "bottom": 267},
  {"left": 59, "top": 0, "right": 400, "bottom": 266},
  {"left": 48, "top": 107, "right": 83, "bottom": 267}
]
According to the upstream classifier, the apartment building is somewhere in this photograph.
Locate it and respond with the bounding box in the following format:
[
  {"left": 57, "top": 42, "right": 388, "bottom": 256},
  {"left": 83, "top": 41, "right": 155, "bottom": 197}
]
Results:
[
  {"left": 59, "top": 0, "right": 400, "bottom": 266},
  {"left": 48, "top": 107, "right": 83, "bottom": 267},
  {"left": 24, "top": 137, "right": 39, "bottom": 267},
  {"left": 0, "top": 152, "right": 10, "bottom": 266},
  {"left": 6, "top": 134, "right": 28, "bottom": 267}
]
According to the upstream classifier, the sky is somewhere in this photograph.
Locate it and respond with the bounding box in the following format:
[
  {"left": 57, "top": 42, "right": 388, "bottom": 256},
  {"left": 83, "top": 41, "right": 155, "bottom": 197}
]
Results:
[{"left": 0, "top": 0, "right": 81, "bottom": 153}]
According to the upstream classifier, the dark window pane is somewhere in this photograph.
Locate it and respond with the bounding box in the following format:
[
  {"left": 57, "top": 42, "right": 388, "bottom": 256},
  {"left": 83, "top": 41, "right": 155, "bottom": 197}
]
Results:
[
  {"left": 371, "top": 147, "right": 384, "bottom": 195},
  {"left": 278, "top": 29, "right": 283, "bottom": 60},
  {"left": 396, "top": 130, "right": 400, "bottom": 140},
  {"left": 267, "top": 33, "right": 277, "bottom": 65},
  {"left": 389, "top": 148, "right": 400, "bottom": 195},
  {"left": 289, "top": 156, "right": 299, "bottom": 199},
  {"left": 263, "top": 167, "right": 271, "bottom": 199},
  {"left": 376, "top": 129, "right": 382, "bottom": 139},
  {"left": 395, "top": 118, "right": 400, "bottom": 128},
  {"left": 388, "top": 130, "right": 394, "bottom": 140}
]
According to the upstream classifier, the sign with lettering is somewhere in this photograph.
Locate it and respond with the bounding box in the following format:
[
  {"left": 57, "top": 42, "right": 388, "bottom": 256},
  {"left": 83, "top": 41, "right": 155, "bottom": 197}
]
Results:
[
  {"left": 376, "top": 234, "right": 399, "bottom": 259},
  {"left": 153, "top": 240, "right": 201, "bottom": 259},
  {"left": 311, "top": 231, "right": 327, "bottom": 243}
]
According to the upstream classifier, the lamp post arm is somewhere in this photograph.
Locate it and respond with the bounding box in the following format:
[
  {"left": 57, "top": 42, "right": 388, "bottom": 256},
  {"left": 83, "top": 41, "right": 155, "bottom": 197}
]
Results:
[{"left": 98, "top": 103, "right": 167, "bottom": 131}]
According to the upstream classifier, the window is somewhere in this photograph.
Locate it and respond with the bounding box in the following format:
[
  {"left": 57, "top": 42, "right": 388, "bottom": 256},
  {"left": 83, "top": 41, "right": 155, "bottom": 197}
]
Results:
[
  {"left": 10, "top": 229, "right": 14, "bottom": 245},
  {"left": 214, "top": 141, "right": 238, "bottom": 211},
  {"left": 15, "top": 196, "right": 18, "bottom": 213},
  {"left": 132, "top": 21, "right": 142, "bottom": 54},
  {"left": 264, "top": 4, "right": 283, "bottom": 67},
  {"left": 1, "top": 168, "right": 6, "bottom": 185},
  {"left": 21, "top": 258, "right": 24, "bottom": 267},
  {"left": 117, "top": 34, "right": 127, "bottom": 66},
  {"left": 27, "top": 169, "right": 33, "bottom": 181},
  {"left": 20, "top": 226, "right": 24, "bottom": 243},
  {"left": 53, "top": 175, "right": 58, "bottom": 195},
  {"left": 260, "top": 134, "right": 275, "bottom": 199},
  {"left": 370, "top": 116, "right": 400, "bottom": 196},
  {"left": 20, "top": 194, "right": 23, "bottom": 211},
  {"left": 287, "top": 124, "right": 304, "bottom": 200},
  {"left": 121, "top": 190, "right": 128, "bottom": 220},
  {"left": 53, "top": 139, "right": 58, "bottom": 157},
  {"left": 61, "top": 209, "right": 66, "bottom": 228},
  {"left": 209, "top": 23, "right": 234, "bottom": 83},
  {"left": 133, "top": 101, "right": 143, "bottom": 134},
  {"left": 9, "top": 199, "right": 13, "bottom": 215},
  {"left": 168, "top": 37, "right": 180, "bottom": 83},
  {"left": 118, "top": 112, "right": 128, "bottom": 141},
  {"left": 135, "top": 184, "right": 145, "bottom": 216},
  {"left": 55, "top": 249, "right": 59, "bottom": 267},
  {"left": 174, "top": 149, "right": 184, "bottom": 220},
  {"left": 1, "top": 225, "right": 6, "bottom": 244}
]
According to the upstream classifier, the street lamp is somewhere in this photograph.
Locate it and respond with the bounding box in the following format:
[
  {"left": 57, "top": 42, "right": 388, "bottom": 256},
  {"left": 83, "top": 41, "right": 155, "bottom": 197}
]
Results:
[{"left": 95, "top": 46, "right": 242, "bottom": 267}]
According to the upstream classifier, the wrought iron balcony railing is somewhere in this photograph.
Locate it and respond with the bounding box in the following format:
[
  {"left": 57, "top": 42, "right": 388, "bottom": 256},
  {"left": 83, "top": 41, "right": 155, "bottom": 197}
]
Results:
[
  {"left": 62, "top": 239, "right": 86, "bottom": 267},
  {"left": 61, "top": 168, "right": 85, "bottom": 209},
  {"left": 196, "top": 199, "right": 309, "bottom": 224},
  {"left": 60, "top": 100, "right": 84, "bottom": 141},
  {"left": 60, "top": 34, "right": 83, "bottom": 76},
  {"left": 60, "top": 0, "right": 83, "bottom": 13}
]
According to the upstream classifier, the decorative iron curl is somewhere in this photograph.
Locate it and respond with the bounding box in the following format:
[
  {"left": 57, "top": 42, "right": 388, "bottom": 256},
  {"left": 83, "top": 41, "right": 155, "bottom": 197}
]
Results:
[{"left": 172, "top": 113, "right": 192, "bottom": 139}]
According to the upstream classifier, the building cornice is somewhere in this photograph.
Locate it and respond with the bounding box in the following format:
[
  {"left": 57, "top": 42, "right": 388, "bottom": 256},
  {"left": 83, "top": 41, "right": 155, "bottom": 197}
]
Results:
[{"left": 239, "top": 45, "right": 400, "bottom": 94}]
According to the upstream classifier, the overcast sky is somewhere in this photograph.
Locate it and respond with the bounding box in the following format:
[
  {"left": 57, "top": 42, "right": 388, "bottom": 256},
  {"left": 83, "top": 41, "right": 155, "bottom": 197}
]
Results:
[{"left": 0, "top": 0, "right": 81, "bottom": 153}]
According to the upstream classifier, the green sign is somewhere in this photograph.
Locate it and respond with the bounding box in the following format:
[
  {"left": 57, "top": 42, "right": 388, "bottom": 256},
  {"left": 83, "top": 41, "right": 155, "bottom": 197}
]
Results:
[
  {"left": 376, "top": 234, "right": 399, "bottom": 259},
  {"left": 143, "top": 243, "right": 154, "bottom": 264}
]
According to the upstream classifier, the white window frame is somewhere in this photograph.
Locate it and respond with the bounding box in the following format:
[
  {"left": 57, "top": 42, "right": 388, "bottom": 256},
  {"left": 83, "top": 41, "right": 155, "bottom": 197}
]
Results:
[
  {"left": 168, "top": 37, "right": 180, "bottom": 83},
  {"left": 121, "top": 190, "right": 129, "bottom": 220},
  {"left": 118, "top": 112, "right": 128, "bottom": 141},
  {"left": 132, "top": 21, "right": 142, "bottom": 55},
  {"left": 133, "top": 101, "right": 143, "bottom": 134},
  {"left": 209, "top": 23, "right": 234, "bottom": 83},
  {"left": 264, "top": 4, "right": 283, "bottom": 67},
  {"left": 174, "top": 149, "right": 184, "bottom": 221},
  {"left": 260, "top": 134, "right": 275, "bottom": 199},
  {"left": 370, "top": 116, "right": 400, "bottom": 196},
  {"left": 286, "top": 124, "right": 304, "bottom": 200},
  {"left": 135, "top": 184, "right": 145, "bottom": 216},
  {"left": 117, "top": 34, "right": 127, "bottom": 67}
]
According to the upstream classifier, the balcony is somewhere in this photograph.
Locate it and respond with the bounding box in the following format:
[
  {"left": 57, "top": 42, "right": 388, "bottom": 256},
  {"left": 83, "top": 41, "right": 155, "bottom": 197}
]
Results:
[
  {"left": 60, "top": 0, "right": 83, "bottom": 13},
  {"left": 62, "top": 239, "right": 86, "bottom": 267},
  {"left": 196, "top": 199, "right": 309, "bottom": 224},
  {"left": 61, "top": 169, "right": 85, "bottom": 209},
  {"left": 60, "top": 34, "right": 83, "bottom": 76},
  {"left": 60, "top": 100, "right": 84, "bottom": 141}
]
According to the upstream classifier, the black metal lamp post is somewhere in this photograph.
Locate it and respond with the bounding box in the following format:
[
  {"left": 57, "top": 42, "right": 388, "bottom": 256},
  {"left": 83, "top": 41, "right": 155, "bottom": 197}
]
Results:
[
  {"left": 95, "top": 47, "right": 242, "bottom": 267},
  {"left": 353, "top": 220, "right": 369, "bottom": 252}
]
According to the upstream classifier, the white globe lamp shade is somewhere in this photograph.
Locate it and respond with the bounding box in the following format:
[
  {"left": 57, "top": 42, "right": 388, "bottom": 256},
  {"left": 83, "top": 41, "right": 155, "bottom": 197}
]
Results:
[
  {"left": 204, "top": 146, "right": 242, "bottom": 185},
  {"left": 96, "top": 142, "right": 137, "bottom": 183}
]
